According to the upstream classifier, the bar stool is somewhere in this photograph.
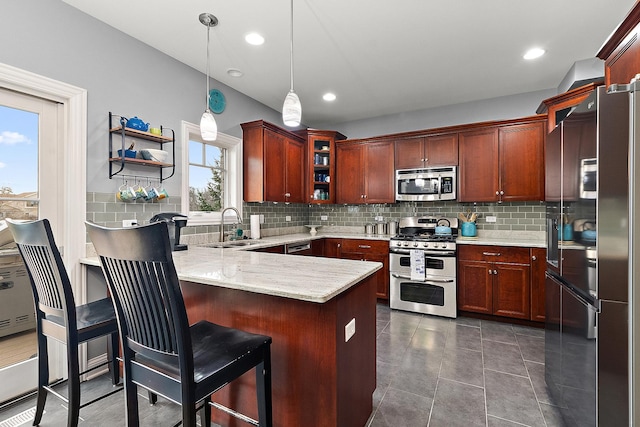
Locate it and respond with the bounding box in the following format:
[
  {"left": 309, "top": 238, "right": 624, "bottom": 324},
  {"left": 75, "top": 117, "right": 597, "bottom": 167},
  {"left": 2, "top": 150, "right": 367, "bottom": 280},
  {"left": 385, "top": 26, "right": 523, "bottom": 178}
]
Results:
[
  {"left": 86, "top": 221, "right": 273, "bottom": 427},
  {"left": 6, "top": 219, "right": 122, "bottom": 427}
]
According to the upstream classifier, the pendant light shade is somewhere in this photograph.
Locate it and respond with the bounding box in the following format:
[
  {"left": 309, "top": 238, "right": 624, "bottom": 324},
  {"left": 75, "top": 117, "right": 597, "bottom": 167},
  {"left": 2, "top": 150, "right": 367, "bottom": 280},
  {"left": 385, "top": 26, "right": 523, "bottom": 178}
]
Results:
[
  {"left": 282, "top": 0, "right": 301, "bottom": 127},
  {"left": 199, "top": 12, "right": 218, "bottom": 141},
  {"left": 283, "top": 90, "right": 302, "bottom": 127},
  {"left": 200, "top": 110, "right": 218, "bottom": 140}
]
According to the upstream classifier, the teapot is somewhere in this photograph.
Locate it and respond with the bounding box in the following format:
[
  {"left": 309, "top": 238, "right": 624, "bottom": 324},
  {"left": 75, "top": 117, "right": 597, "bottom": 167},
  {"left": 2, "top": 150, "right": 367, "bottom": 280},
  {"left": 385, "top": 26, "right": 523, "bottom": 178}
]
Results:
[{"left": 125, "top": 116, "right": 149, "bottom": 132}]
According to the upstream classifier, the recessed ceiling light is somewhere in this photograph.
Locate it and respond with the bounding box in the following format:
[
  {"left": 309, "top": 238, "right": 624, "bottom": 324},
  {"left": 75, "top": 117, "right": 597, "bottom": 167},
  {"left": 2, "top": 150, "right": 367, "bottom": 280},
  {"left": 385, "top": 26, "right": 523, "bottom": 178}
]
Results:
[
  {"left": 523, "top": 48, "right": 545, "bottom": 60},
  {"left": 227, "top": 68, "right": 244, "bottom": 77},
  {"left": 323, "top": 93, "right": 336, "bottom": 102},
  {"left": 245, "top": 33, "right": 265, "bottom": 46}
]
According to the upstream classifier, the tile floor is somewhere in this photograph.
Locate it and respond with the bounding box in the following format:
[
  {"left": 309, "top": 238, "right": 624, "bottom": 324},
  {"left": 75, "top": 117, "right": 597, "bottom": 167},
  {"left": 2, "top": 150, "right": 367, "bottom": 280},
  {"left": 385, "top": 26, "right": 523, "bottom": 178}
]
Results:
[
  {"left": 368, "top": 304, "right": 564, "bottom": 427},
  {"left": 0, "top": 304, "right": 563, "bottom": 426}
]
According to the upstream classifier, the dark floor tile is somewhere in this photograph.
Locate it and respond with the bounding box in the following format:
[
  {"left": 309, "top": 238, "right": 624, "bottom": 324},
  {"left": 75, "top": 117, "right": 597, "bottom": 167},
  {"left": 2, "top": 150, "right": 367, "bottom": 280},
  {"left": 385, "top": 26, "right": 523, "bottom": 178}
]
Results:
[
  {"left": 516, "top": 334, "right": 545, "bottom": 363},
  {"left": 525, "top": 361, "right": 554, "bottom": 405},
  {"left": 417, "top": 314, "right": 453, "bottom": 333},
  {"left": 485, "top": 370, "right": 546, "bottom": 427},
  {"left": 487, "top": 415, "right": 527, "bottom": 426},
  {"left": 481, "top": 320, "right": 517, "bottom": 344},
  {"left": 428, "top": 378, "right": 486, "bottom": 427},
  {"left": 409, "top": 326, "right": 447, "bottom": 353},
  {"left": 368, "top": 388, "right": 431, "bottom": 427},
  {"left": 439, "top": 347, "right": 484, "bottom": 387},
  {"left": 512, "top": 323, "right": 545, "bottom": 338},
  {"left": 390, "top": 363, "right": 440, "bottom": 399},
  {"left": 377, "top": 331, "right": 410, "bottom": 366},
  {"left": 453, "top": 316, "right": 481, "bottom": 327},
  {"left": 446, "top": 323, "right": 482, "bottom": 351},
  {"left": 483, "top": 340, "right": 528, "bottom": 376},
  {"left": 539, "top": 402, "right": 567, "bottom": 427}
]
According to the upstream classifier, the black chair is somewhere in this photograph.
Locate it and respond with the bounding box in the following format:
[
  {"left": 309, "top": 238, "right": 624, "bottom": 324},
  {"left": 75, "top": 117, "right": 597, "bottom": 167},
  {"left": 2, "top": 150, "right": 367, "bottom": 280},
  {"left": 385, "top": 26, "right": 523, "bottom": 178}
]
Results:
[
  {"left": 6, "top": 218, "right": 121, "bottom": 427},
  {"left": 85, "top": 221, "right": 273, "bottom": 427}
]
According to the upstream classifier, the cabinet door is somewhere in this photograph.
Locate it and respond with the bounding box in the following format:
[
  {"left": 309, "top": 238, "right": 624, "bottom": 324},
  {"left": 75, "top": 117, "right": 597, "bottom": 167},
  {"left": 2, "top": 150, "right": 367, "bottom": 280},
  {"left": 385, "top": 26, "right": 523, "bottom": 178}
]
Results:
[
  {"left": 394, "top": 138, "right": 424, "bottom": 169},
  {"left": 323, "top": 238, "right": 342, "bottom": 258},
  {"left": 492, "top": 263, "right": 530, "bottom": 319},
  {"left": 530, "top": 247, "right": 546, "bottom": 322},
  {"left": 457, "top": 260, "right": 492, "bottom": 314},
  {"left": 285, "top": 138, "right": 305, "bottom": 203},
  {"left": 363, "top": 141, "right": 395, "bottom": 203},
  {"left": 366, "top": 253, "right": 389, "bottom": 300},
  {"left": 264, "top": 129, "right": 287, "bottom": 202},
  {"left": 459, "top": 128, "right": 499, "bottom": 202},
  {"left": 336, "top": 144, "right": 364, "bottom": 204},
  {"left": 499, "top": 122, "right": 545, "bottom": 202},
  {"left": 426, "top": 133, "right": 458, "bottom": 166}
]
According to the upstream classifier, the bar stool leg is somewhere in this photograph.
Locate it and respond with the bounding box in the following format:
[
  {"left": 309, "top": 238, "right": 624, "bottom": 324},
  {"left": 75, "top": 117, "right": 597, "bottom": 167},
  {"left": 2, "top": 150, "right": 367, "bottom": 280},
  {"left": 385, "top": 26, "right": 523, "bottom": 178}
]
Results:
[
  {"left": 256, "top": 348, "right": 273, "bottom": 427},
  {"left": 67, "top": 345, "right": 80, "bottom": 427},
  {"left": 33, "top": 331, "right": 49, "bottom": 425}
]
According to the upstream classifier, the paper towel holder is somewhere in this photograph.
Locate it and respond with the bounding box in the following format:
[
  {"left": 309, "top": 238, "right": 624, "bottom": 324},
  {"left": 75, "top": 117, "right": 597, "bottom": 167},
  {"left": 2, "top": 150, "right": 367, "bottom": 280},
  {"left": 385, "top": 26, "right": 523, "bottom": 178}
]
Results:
[{"left": 250, "top": 214, "right": 261, "bottom": 240}]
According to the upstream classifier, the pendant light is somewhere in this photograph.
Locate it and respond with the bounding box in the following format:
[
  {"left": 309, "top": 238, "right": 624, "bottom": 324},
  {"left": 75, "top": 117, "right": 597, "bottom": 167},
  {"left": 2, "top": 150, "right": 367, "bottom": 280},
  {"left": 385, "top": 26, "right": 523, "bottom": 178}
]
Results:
[
  {"left": 199, "top": 13, "right": 218, "bottom": 141},
  {"left": 282, "top": 0, "right": 302, "bottom": 127}
]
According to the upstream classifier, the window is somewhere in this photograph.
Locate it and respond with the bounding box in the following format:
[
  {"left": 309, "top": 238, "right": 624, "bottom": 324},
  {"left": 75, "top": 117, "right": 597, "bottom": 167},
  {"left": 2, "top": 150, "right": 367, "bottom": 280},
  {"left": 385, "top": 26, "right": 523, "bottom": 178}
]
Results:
[{"left": 181, "top": 121, "right": 242, "bottom": 225}]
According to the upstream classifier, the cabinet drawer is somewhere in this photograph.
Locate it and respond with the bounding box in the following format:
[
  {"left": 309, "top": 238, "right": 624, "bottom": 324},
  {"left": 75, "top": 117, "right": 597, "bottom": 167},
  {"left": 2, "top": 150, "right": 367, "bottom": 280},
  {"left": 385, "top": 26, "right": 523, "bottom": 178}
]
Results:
[
  {"left": 457, "top": 245, "right": 530, "bottom": 264},
  {"left": 341, "top": 239, "right": 388, "bottom": 255}
]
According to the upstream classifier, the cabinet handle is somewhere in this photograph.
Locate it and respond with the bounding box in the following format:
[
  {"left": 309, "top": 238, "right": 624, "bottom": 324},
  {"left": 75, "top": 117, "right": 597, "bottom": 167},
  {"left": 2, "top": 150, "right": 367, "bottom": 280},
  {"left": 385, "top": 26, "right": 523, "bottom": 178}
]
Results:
[
  {"left": 364, "top": 194, "right": 367, "bottom": 199},
  {"left": 532, "top": 255, "right": 537, "bottom": 261},
  {"left": 496, "top": 191, "right": 500, "bottom": 195},
  {"left": 489, "top": 270, "right": 493, "bottom": 275},
  {"left": 284, "top": 192, "right": 291, "bottom": 198},
  {"left": 499, "top": 190, "right": 504, "bottom": 195},
  {"left": 493, "top": 270, "right": 497, "bottom": 275},
  {"left": 337, "top": 243, "right": 341, "bottom": 248},
  {"left": 358, "top": 245, "right": 371, "bottom": 249},
  {"left": 482, "top": 252, "right": 501, "bottom": 256}
]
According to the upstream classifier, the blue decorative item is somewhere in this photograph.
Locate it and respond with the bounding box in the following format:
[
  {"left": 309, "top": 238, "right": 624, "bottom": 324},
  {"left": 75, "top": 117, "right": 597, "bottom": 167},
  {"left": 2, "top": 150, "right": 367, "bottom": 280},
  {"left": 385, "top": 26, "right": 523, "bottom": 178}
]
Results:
[
  {"left": 563, "top": 223, "right": 573, "bottom": 241},
  {"left": 461, "top": 221, "right": 477, "bottom": 237},
  {"left": 208, "top": 89, "right": 226, "bottom": 114},
  {"left": 125, "top": 116, "right": 149, "bottom": 132}
]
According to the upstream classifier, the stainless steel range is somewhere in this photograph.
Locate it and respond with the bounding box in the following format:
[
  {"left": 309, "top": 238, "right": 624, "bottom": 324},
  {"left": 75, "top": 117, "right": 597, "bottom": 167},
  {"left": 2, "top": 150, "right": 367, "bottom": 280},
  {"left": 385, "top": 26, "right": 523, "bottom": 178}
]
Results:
[{"left": 389, "top": 216, "right": 458, "bottom": 318}]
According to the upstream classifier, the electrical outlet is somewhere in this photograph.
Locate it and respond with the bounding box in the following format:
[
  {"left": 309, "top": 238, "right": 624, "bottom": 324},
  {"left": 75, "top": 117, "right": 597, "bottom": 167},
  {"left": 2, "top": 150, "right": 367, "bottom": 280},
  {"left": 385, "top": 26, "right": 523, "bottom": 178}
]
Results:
[
  {"left": 375, "top": 215, "right": 383, "bottom": 221},
  {"left": 345, "top": 318, "right": 356, "bottom": 342},
  {"left": 285, "top": 215, "right": 292, "bottom": 222},
  {"left": 122, "top": 219, "right": 137, "bottom": 227},
  {"left": 321, "top": 215, "right": 328, "bottom": 221},
  {"left": 486, "top": 215, "right": 497, "bottom": 223}
]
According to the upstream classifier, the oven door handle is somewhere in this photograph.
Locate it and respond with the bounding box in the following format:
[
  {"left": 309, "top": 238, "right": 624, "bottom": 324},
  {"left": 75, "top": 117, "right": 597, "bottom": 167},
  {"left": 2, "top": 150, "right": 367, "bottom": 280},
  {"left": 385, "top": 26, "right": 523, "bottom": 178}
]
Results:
[
  {"left": 390, "top": 249, "right": 456, "bottom": 256},
  {"left": 391, "top": 273, "right": 454, "bottom": 283}
]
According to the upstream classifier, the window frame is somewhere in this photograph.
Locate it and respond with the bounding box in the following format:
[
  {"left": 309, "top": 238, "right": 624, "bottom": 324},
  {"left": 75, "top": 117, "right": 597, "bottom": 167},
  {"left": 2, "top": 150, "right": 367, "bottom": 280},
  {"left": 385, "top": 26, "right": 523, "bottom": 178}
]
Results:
[{"left": 181, "top": 121, "right": 242, "bottom": 225}]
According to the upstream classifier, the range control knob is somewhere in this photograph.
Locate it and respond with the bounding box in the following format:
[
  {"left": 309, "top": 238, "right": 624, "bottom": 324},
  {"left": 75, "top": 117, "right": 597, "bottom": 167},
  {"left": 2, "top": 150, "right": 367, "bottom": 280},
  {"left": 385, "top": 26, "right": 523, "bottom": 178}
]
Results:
[
  {"left": 422, "top": 242, "right": 429, "bottom": 248},
  {"left": 402, "top": 242, "right": 409, "bottom": 247},
  {"left": 413, "top": 242, "right": 419, "bottom": 247}
]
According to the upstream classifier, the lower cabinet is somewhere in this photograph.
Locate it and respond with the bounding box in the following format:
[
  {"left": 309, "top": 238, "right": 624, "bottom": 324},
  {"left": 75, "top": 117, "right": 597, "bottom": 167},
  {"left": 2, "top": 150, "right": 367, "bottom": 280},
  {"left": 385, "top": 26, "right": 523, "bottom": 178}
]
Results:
[
  {"left": 321, "top": 238, "right": 389, "bottom": 300},
  {"left": 458, "top": 245, "right": 544, "bottom": 321}
]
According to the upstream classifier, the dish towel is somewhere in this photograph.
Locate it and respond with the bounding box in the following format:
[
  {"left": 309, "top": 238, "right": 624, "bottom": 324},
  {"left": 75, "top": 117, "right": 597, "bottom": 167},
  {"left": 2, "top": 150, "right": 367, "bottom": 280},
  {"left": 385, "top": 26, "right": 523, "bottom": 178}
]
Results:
[{"left": 410, "top": 249, "right": 425, "bottom": 281}]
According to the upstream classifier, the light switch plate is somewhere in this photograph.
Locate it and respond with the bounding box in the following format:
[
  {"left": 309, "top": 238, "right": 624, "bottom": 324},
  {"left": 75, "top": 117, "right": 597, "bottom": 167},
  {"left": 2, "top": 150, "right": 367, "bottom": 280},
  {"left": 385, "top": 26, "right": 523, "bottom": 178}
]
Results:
[
  {"left": 486, "top": 215, "right": 497, "bottom": 223},
  {"left": 285, "top": 216, "right": 292, "bottom": 222},
  {"left": 321, "top": 215, "right": 328, "bottom": 221},
  {"left": 122, "top": 219, "right": 138, "bottom": 227}
]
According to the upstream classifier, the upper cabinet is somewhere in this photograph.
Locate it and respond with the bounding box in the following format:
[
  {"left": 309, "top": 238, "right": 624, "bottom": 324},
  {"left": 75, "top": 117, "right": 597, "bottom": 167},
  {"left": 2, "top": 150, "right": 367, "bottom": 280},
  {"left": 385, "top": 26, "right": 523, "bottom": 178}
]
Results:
[
  {"left": 459, "top": 118, "right": 546, "bottom": 203},
  {"left": 296, "top": 129, "right": 346, "bottom": 204},
  {"left": 394, "top": 133, "right": 458, "bottom": 169},
  {"left": 336, "top": 139, "right": 395, "bottom": 204},
  {"left": 241, "top": 120, "right": 306, "bottom": 203},
  {"left": 597, "top": 2, "right": 640, "bottom": 87},
  {"left": 537, "top": 82, "right": 602, "bottom": 133}
]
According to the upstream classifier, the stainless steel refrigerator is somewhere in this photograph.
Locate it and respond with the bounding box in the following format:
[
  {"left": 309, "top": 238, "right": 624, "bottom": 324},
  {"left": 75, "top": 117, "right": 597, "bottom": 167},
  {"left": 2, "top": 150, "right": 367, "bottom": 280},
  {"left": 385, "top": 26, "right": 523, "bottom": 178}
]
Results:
[{"left": 544, "top": 85, "right": 631, "bottom": 426}]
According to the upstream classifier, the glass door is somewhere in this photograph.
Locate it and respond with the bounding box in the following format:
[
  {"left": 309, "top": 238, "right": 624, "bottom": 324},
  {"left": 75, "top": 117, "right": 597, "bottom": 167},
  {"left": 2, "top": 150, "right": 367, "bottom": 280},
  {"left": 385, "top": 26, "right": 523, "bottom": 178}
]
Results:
[{"left": 0, "top": 87, "right": 61, "bottom": 403}]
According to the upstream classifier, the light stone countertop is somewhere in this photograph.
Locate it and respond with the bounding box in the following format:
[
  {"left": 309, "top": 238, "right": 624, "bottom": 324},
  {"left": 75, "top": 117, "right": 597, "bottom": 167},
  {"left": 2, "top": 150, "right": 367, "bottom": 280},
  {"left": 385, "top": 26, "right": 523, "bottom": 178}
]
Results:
[{"left": 81, "top": 245, "right": 382, "bottom": 304}]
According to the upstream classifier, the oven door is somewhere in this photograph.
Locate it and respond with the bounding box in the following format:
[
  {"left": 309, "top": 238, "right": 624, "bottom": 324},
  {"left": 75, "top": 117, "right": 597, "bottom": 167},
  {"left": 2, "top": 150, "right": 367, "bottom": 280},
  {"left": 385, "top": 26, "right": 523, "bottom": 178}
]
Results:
[
  {"left": 389, "top": 250, "right": 456, "bottom": 277},
  {"left": 390, "top": 274, "right": 457, "bottom": 318}
]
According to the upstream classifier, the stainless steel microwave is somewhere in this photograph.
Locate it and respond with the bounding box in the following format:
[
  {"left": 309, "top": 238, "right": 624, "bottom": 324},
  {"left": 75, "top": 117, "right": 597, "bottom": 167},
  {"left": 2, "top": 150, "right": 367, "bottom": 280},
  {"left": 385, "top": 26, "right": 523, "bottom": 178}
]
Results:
[{"left": 395, "top": 166, "right": 456, "bottom": 201}]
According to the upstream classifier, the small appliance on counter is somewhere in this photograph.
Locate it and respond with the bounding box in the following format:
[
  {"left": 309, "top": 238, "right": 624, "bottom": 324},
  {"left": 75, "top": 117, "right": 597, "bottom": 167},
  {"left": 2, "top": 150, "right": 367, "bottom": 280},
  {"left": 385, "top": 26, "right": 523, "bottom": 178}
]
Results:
[{"left": 150, "top": 213, "right": 188, "bottom": 251}]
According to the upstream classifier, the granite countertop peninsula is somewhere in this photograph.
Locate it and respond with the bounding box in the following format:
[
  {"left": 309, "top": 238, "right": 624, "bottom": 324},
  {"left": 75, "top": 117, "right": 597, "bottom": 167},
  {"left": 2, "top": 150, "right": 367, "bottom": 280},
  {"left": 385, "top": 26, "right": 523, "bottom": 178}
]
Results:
[{"left": 81, "top": 244, "right": 381, "bottom": 304}]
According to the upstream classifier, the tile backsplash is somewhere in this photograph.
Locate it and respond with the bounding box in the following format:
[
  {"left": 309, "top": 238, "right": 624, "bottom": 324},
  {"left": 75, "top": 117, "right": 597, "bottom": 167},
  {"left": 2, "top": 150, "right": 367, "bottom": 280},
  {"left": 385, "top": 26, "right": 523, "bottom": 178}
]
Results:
[{"left": 87, "top": 192, "right": 545, "bottom": 241}]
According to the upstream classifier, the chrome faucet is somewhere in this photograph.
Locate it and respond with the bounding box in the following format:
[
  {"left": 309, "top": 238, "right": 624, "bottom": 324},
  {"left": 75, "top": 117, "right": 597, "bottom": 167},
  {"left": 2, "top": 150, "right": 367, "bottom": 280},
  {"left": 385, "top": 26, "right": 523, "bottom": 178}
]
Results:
[{"left": 220, "top": 207, "right": 242, "bottom": 242}]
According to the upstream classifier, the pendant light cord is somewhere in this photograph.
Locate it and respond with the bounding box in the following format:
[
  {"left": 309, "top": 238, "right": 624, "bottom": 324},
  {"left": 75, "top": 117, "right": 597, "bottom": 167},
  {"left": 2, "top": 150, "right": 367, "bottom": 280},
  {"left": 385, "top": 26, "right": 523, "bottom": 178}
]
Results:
[
  {"left": 289, "top": 0, "right": 294, "bottom": 91},
  {"left": 206, "top": 23, "right": 211, "bottom": 110}
]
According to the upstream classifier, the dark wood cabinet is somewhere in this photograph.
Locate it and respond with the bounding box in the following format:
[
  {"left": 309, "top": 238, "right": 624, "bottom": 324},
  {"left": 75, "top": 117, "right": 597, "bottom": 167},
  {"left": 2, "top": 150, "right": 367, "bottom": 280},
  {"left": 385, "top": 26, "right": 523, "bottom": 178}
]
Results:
[
  {"left": 253, "top": 245, "right": 285, "bottom": 254},
  {"left": 530, "top": 247, "right": 546, "bottom": 322},
  {"left": 597, "top": 3, "right": 640, "bottom": 87},
  {"left": 241, "top": 120, "right": 306, "bottom": 203},
  {"left": 319, "top": 238, "right": 389, "bottom": 300},
  {"left": 394, "top": 133, "right": 458, "bottom": 169},
  {"left": 459, "top": 127, "right": 499, "bottom": 202},
  {"left": 459, "top": 120, "right": 545, "bottom": 203},
  {"left": 336, "top": 140, "right": 394, "bottom": 204},
  {"left": 457, "top": 245, "right": 534, "bottom": 320},
  {"left": 297, "top": 129, "right": 346, "bottom": 204}
]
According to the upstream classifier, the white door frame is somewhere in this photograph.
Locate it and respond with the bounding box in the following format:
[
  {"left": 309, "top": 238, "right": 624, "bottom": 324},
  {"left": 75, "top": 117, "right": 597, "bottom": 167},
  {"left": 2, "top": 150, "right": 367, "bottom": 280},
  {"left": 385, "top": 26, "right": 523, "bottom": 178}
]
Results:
[{"left": 0, "top": 62, "right": 88, "bottom": 395}]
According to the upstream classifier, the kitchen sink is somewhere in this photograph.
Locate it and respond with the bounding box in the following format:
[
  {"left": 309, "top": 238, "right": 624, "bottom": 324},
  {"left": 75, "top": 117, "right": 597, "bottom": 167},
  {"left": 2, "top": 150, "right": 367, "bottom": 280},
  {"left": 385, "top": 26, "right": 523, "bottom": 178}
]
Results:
[{"left": 201, "top": 240, "right": 257, "bottom": 249}]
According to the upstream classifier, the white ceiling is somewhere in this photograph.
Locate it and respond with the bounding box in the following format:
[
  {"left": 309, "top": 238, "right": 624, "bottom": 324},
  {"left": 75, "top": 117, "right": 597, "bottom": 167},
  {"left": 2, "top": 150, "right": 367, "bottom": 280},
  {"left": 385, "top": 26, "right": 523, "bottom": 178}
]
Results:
[{"left": 62, "top": 0, "right": 634, "bottom": 126}]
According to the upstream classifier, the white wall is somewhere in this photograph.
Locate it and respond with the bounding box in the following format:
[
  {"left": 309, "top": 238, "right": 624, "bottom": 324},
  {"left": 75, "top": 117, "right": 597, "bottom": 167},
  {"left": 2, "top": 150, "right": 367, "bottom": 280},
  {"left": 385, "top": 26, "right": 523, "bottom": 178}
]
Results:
[{"left": 0, "top": 0, "right": 283, "bottom": 194}]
